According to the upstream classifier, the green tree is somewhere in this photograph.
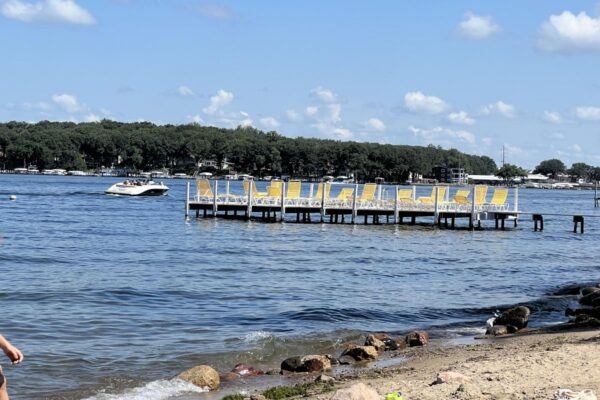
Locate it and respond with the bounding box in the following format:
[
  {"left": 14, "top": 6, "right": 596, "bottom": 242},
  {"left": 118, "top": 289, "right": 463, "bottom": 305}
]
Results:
[
  {"left": 567, "top": 162, "right": 592, "bottom": 181},
  {"left": 496, "top": 163, "right": 528, "bottom": 181},
  {"left": 534, "top": 159, "right": 566, "bottom": 178}
]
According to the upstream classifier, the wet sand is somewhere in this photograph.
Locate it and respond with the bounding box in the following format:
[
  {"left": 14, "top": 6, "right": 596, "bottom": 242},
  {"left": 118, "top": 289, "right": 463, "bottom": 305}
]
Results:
[{"left": 304, "top": 328, "right": 600, "bottom": 400}]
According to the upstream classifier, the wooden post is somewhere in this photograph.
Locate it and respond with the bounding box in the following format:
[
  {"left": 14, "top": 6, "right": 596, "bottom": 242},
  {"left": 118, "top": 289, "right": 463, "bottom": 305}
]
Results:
[
  {"left": 595, "top": 181, "right": 598, "bottom": 208},
  {"left": 212, "top": 180, "right": 218, "bottom": 216},
  {"left": 394, "top": 185, "right": 399, "bottom": 224},
  {"left": 573, "top": 215, "right": 584, "bottom": 234},
  {"left": 309, "top": 183, "right": 314, "bottom": 198},
  {"left": 280, "top": 182, "right": 286, "bottom": 222},
  {"left": 351, "top": 183, "right": 358, "bottom": 224},
  {"left": 185, "top": 181, "right": 190, "bottom": 219},
  {"left": 434, "top": 186, "right": 439, "bottom": 226},
  {"left": 320, "top": 183, "right": 326, "bottom": 223},
  {"left": 470, "top": 185, "right": 476, "bottom": 230},
  {"left": 533, "top": 214, "right": 544, "bottom": 231},
  {"left": 412, "top": 185, "right": 416, "bottom": 201},
  {"left": 247, "top": 180, "right": 253, "bottom": 220},
  {"left": 225, "top": 180, "right": 230, "bottom": 204}
]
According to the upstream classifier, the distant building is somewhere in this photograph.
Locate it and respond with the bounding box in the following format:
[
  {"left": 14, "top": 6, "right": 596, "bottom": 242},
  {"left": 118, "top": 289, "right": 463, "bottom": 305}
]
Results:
[
  {"left": 432, "top": 166, "right": 467, "bottom": 184},
  {"left": 467, "top": 174, "right": 501, "bottom": 184}
]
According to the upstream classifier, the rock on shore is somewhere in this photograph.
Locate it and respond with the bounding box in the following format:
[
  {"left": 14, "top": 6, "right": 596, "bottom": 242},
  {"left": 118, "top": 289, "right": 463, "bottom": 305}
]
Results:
[
  {"left": 281, "top": 355, "right": 332, "bottom": 373},
  {"left": 178, "top": 365, "right": 220, "bottom": 390}
]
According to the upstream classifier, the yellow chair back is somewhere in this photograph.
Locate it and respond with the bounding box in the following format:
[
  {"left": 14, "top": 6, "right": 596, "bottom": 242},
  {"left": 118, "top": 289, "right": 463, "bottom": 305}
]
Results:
[
  {"left": 286, "top": 180, "right": 302, "bottom": 198},
  {"left": 397, "top": 189, "right": 413, "bottom": 202},
  {"left": 475, "top": 186, "right": 488, "bottom": 205},
  {"left": 490, "top": 188, "right": 508, "bottom": 205},
  {"left": 337, "top": 187, "right": 354, "bottom": 200},
  {"left": 314, "top": 183, "right": 331, "bottom": 199},
  {"left": 360, "top": 183, "right": 377, "bottom": 201},
  {"left": 196, "top": 178, "right": 213, "bottom": 197}
]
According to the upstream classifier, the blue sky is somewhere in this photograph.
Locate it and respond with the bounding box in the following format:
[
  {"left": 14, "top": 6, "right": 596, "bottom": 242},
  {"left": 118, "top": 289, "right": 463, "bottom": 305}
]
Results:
[{"left": 2, "top": 0, "right": 600, "bottom": 169}]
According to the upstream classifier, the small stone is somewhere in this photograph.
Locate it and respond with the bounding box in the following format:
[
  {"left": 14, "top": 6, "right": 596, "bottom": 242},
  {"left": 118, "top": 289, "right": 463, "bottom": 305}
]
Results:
[
  {"left": 365, "top": 334, "right": 386, "bottom": 352},
  {"left": 486, "top": 325, "right": 508, "bottom": 336},
  {"left": 405, "top": 331, "right": 429, "bottom": 347},
  {"left": 316, "top": 374, "right": 335, "bottom": 383},
  {"left": 435, "top": 371, "right": 471, "bottom": 385},
  {"left": 178, "top": 365, "right": 220, "bottom": 390},
  {"left": 330, "top": 383, "right": 379, "bottom": 400},
  {"left": 281, "top": 355, "right": 332, "bottom": 373},
  {"left": 341, "top": 345, "right": 379, "bottom": 361}
]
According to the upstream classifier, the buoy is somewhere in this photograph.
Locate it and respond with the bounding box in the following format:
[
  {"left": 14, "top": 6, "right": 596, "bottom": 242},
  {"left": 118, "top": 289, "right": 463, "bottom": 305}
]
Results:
[{"left": 9, "top": 195, "right": 16, "bottom": 201}]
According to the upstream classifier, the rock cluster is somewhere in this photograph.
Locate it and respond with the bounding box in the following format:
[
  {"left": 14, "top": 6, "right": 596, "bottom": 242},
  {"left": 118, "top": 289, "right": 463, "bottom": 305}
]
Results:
[{"left": 486, "top": 306, "right": 530, "bottom": 336}]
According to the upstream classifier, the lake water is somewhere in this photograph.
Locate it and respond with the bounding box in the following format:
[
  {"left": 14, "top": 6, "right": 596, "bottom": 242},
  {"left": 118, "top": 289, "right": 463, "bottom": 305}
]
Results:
[{"left": 1, "top": 175, "right": 599, "bottom": 399}]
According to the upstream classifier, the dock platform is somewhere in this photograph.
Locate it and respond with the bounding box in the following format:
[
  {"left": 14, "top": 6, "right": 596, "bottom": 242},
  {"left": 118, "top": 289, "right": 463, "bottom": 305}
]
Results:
[{"left": 185, "top": 180, "right": 520, "bottom": 230}]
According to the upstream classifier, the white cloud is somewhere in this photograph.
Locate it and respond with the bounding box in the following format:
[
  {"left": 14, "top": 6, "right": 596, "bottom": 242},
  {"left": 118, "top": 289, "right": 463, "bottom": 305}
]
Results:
[
  {"left": 404, "top": 91, "right": 447, "bottom": 114},
  {"left": 543, "top": 110, "right": 562, "bottom": 124},
  {"left": 52, "top": 93, "right": 80, "bottom": 113},
  {"left": 203, "top": 89, "right": 234, "bottom": 115},
  {"left": 305, "top": 87, "right": 351, "bottom": 138},
  {"left": 504, "top": 144, "right": 523, "bottom": 155},
  {"left": 365, "top": 117, "right": 386, "bottom": 132},
  {"left": 22, "top": 101, "right": 51, "bottom": 111},
  {"left": 83, "top": 113, "right": 100, "bottom": 122},
  {"left": 311, "top": 86, "right": 338, "bottom": 103},
  {"left": 193, "top": 3, "right": 235, "bottom": 21},
  {"left": 187, "top": 114, "right": 203, "bottom": 124},
  {"left": 448, "top": 111, "right": 475, "bottom": 125},
  {"left": 178, "top": 85, "right": 194, "bottom": 97},
  {"left": 480, "top": 101, "right": 516, "bottom": 118},
  {"left": 575, "top": 106, "right": 600, "bottom": 120},
  {"left": 572, "top": 143, "right": 582, "bottom": 152},
  {"left": 408, "top": 126, "right": 476, "bottom": 145},
  {"left": 538, "top": 11, "right": 600, "bottom": 53},
  {"left": 457, "top": 12, "right": 500, "bottom": 40},
  {"left": 286, "top": 109, "right": 301, "bottom": 122},
  {"left": 259, "top": 116, "right": 280, "bottom": 129},
  {"left": 1, "top": 0, "right": 95, "bottom": 25}
]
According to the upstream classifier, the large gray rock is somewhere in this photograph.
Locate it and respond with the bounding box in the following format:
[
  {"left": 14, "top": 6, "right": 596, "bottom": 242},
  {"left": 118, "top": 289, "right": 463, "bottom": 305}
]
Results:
[
  {"left": 494, "top": 306, "right": 530, "bottom": 330},
  {"left": 178, "top": 365, "right": 220, "bottom": 390},
  {"left": 341, "top": 345, "right": 379, "bottom": 361},
  {"left": 281, "top": 355, "right": 331, "bottom": 373}
]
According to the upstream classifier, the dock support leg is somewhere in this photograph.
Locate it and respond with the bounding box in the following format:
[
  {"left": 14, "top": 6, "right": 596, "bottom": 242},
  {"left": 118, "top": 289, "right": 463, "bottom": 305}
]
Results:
[
  {"left": 533, "top": 214, "right": 543, "bottom": 231},
  {"left": 203, "top": 209, "right": 207, "bottom": 218},
  {"left": 196, "top": 209, "right": 200, "bottom": 218},
  {"left": 329, "top": 215, "right": 333, "bottom": 223},
  {"left": 341, "top": 214, "right": 345, "bottom": 223},
  {"left": 364, "top": 215, "right": 368, "bottom": 225},
  {"left": 514, "top": 218, "right": 518, "bottom": 228},
  {"left": 451, "top": 217, "right": 455, "bottom": 229},
  {"left": 574, "top": 216, "right": 584, "bottom": 233},
  {"left": 399, "top": 215, "right": 404, "bottom": 224},
  {"left": 501, "top": 218, "right": 505, "bottom": 230},
  {"left": 495, "top": 217, "right": 499, "bottom": 229},
  {"left": 410, "top": 216, "right": 416, "bottom": 225}
]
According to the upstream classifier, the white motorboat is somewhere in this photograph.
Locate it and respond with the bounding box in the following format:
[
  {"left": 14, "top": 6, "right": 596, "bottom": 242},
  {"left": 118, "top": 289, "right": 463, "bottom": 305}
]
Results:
[{"left": 105, "top": 179, "right": 169, "bottom": 196}]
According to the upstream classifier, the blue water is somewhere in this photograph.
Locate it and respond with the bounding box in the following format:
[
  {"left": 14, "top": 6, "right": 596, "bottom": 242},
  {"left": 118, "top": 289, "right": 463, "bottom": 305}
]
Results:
[{"left": 0, "top": 175, "right": 599, "bottom": 399}]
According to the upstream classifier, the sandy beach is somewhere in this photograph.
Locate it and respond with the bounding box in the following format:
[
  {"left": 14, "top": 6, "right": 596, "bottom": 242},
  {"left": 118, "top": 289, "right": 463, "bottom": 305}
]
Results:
[{"left": 300, "top": 328, "right": 600, "bottom": 400}]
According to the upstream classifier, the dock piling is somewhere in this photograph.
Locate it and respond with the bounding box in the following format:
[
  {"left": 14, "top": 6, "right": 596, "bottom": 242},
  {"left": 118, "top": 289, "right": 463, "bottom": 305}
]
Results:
[
  {"left": 573, "top": 215, "right": 584, "bottom": 234},
  {"left": 280, "top": 182, "right": 286, "bottom": 222},
  {"left": 434, "top": 186, "right": 439, "bottom": 227},
  {"left": 320, "top": 183, "right": 326, "bottom": 223},
  {"left": 533, "top": 214, "right": 544, "bottom": 231},
  {"left": 351, "top": 183, "right": 358, "bottom": 224},
  {"left": 185, "top": 181, "right": 190, "bottom": 219},
  {"left": 213, "top": 180, "right": 218, "bottom": 217},
  {"left": 393, "top": 185, "right": 399, "bottom": 224}
]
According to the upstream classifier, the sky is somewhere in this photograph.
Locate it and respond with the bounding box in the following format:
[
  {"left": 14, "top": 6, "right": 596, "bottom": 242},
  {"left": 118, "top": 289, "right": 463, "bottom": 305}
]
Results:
[{"left": 1, "top": 0, "right": 600, "bottom": 169}]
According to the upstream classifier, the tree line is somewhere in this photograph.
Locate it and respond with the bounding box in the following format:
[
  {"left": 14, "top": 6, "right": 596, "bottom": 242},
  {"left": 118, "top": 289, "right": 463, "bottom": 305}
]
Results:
[{"left": 0, "top": 120, "right": 498, "bottom": 182}]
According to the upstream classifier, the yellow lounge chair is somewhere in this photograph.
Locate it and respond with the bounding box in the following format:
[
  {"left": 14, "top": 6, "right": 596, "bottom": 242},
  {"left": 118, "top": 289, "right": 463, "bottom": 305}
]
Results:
[
  {"left": 360, "top": 183, "right": 377, "bottom": 202},
  {"left": 488, "top": 188, "right": 508, "bottom": 210},
  {"left": 266, "top": 180, "right": 283, "bottom": 197},
  {"left": 243, "top": 180, "right": 267, "bottom": 198},
  {"left": 336, "top": 187, "right": 354, "bottom": 201},
  {"left": 286, "top": 180, "right": 302, "bottom": 199},
  {"left": 196, "top": 178, "right": 238, "bottom": 202},
  {"left": 453, "top": 189, "right": 470, "bottom": 204},
  {"left": 397, "top": 189, "right": 414, "bottom": 203},
  {"left": 314, "top": 182, "right": 331, "bottom": 200},
  {"left": 417, "top": 186, "right": 447, "bottom": 204},
  {"left": 453, "top": 186, "right": 488, "bottom": 207}
]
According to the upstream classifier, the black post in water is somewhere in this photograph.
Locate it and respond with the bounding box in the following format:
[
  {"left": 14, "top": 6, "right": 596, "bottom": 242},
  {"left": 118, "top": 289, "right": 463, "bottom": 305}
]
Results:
[
  {"left": 573, "top": 215, "right": 584, "bottom": 234},
  {"left": 533, "top": 214, "right": 544, "bottom": 232}
]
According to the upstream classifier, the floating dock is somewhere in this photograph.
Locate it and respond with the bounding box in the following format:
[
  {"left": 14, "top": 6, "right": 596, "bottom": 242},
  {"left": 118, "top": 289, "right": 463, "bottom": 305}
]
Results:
[{"left": 185, "top": 180, "right": 520, "bottom": 230}]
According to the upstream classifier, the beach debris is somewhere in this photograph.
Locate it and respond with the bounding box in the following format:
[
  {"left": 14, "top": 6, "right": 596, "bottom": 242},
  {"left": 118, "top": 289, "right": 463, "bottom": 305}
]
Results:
[
  {"left": 281, "top": 354, "right": 332, "bottom": 373},
  {"left": 315, "top": 373, "right": 335, "bottom": 383},
  {"left": 404, "top": 331, "right": 429, "bottom": 347},
  {"left": 340, "top": 345, "right": 379, "bottom": 361},
  {"left": 494, "top": 306, "right": 530, "bottom": 330},
  {"left": 329, "top": 382, "right": 380, "bottom": 400},
  {"left": 364, "top": 334, "right": 386, "bottom": 352},
  {"left": 178, "top": 365, "right": 220, "bottom": 390},
  {"left": 554, "top": 389, "right": 597, "bottom": 400},
  {"left": 435, "top": 371, "right": 471, "bottom": 385},
  {"left": 231, "top": 363, "right": 264, "bottom": 377},
  {"left": 385, "top": 391, "right": 405, "bottom": 400}
]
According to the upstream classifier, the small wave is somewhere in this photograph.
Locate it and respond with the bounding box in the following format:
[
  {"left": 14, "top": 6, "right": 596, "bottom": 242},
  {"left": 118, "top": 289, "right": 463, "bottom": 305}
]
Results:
[
  {"left": 83, "top": 378, "right": 207, "bottom": 400},
  {"left": 242, "top": 330, "right": 273, "bottom": 343}
]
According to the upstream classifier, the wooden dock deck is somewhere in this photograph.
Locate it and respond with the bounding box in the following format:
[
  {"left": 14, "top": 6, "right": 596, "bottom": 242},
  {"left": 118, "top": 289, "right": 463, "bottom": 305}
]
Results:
[{"left": 185, "top": 180, "right": 520, "bottom": 230}]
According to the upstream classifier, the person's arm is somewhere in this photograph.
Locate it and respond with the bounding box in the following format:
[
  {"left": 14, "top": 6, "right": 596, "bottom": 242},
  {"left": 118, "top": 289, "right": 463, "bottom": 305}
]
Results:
[{"left": 0, "top": 335, "right": 23, "bottom": 365}]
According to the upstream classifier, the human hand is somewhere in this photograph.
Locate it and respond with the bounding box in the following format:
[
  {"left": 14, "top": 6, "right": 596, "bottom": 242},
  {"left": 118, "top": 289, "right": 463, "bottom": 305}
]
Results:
[{"left": 3, "top": 345, "right": 23, "bottom": 365}]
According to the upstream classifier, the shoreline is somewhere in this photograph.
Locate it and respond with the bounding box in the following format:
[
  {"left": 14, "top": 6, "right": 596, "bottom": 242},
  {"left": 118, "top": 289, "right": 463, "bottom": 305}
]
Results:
[{"left": 222, "top": 326, "right": 600, "bottom": 400}]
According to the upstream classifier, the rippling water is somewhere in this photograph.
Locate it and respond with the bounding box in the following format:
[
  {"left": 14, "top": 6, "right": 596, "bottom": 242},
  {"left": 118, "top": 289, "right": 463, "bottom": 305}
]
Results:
[{"left": 1, "top": 175, "right": 600, "bottom": 399}]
